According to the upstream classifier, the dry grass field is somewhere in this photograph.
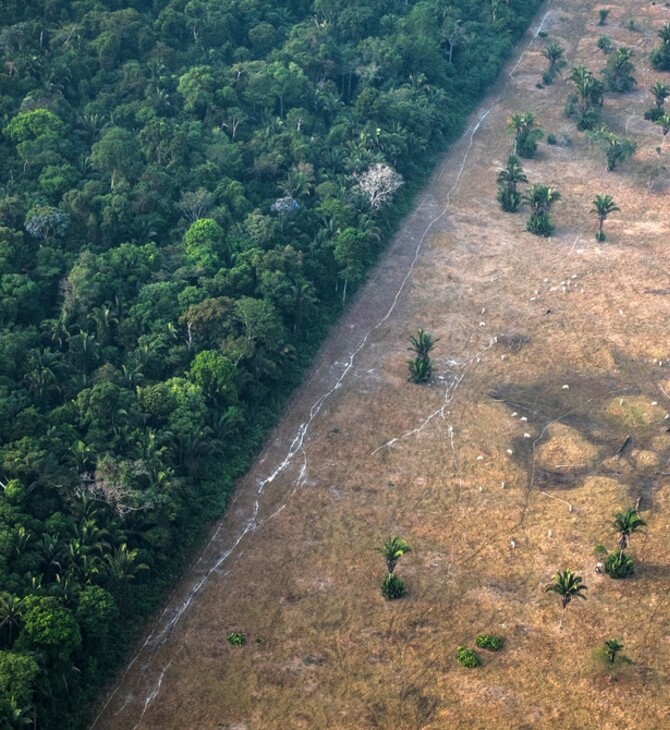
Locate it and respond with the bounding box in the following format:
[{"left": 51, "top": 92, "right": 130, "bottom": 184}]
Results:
[{"left": 93, "top": 1, "right": 670, "bottom": 728}]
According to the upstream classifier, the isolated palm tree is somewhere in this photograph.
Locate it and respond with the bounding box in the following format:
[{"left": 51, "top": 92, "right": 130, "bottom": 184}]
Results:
[
  {"left": 542, "top": 41, "right": 566, "bottom": 78},
  {"left": 545, "top": 570, "right": 587, "bottom": 625},
  {"left": 591, "top": 194, "right": 619, "bottom": 241},
  {"left": 613, "top": 508, "right": 646, "bottom": 552},
  {"left": 507, "top": 112, "right": 535, "bottom": 153},
  {"left": 496, "top": 154, "right": 527, "bottom": 212},
  {"left": 651, "top": 81, "right": 670, "bottom": 108},
  {"left": 408, "top": 329, "right": 438, "bottom": 359},
  {"left": 656, "top": 113, "right": 670, "bottom": 138},
  {"left": 379, "top": 537, "right": 412, "bottom": 574},
  {"left": 604, "top": 638, "right": 624, "bottom": 665},
  {"left": 523, "top": 184, "right": 561, "bottom": 236}
]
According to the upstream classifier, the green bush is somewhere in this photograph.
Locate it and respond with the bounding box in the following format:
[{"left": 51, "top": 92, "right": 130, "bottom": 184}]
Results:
[
  {"left": 455, "top": 646, "right": 480, "bottom": 668},
  {"left": 605, "top": 551, "right": 635, "bottom": 579},
  {"left": 546, "top": 133, "right": 557, "bottom": 145},
  {"left": 475, "top": 634, "right": 503, "bottom": 651},
  {"left": 408, "top": 356, "right": 432, "bottom": 383},
  {"left": 227, "top": 632, "right": 246, "bottom": 646},
  {"left": 526, "top": 212, "right": 554, "bottom": 237},
  {"left": 381, "top": 573, "right": 407, "bottom": 600}
]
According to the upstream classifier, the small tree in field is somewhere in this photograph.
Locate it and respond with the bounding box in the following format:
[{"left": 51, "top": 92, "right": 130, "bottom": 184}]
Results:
[
  {"left": 407, "top": 328, "right": 437, "bottom": 383},
  {"left": 545, "top": 569, "right": 587, "bottom": 626},
  {"left": 651, "top": 24, "right": 670, "bottom": 71},
  {"left": 602, "top": 47, "right": 636, "bottom": 93},
  {"left": 587, "top": 128, "right": 635, "bottom": 171},
  {"left": 507, "top": 112, "right": 543, "bottom": 158},
  {"left": 523, "top": 184, "right": 561, "bottom": 236},
  {"left": 613, "top": 508, "right": 646, "bottom": 552},
  {"left": 379, "top": 537, "right": 412, "bottom": 574},
  {"left": 496, "top": 154, "right": 527, "bottom": 212},
  {"left": 591, "top": 194, "right": 619, "bottom": 241},
  {"left": 542, "top": 42, "right": 566, "bottom": 84}
]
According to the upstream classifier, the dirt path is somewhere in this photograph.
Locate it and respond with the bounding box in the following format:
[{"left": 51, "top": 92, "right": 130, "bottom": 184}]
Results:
[{"left": 93, "top": 2, "right": 670, "bottom": 728}]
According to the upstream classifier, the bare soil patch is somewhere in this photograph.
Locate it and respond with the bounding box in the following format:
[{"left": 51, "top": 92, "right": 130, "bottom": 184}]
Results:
[{"left": 93, "top": 2, "right": 670, "bottom": 728}]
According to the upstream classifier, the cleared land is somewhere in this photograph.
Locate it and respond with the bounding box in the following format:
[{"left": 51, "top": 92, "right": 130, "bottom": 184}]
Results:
[{"left": 93, "top": 1, "right": 670, "bottom": 728}]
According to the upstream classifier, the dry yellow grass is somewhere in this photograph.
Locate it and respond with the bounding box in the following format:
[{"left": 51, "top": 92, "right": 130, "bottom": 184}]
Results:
[{"left": 93, "top": 2, "right": 670, "bottom": 728}]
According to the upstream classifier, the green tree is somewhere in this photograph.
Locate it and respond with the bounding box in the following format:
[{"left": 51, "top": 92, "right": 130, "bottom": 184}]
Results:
[
  {"left": 613, "top": 508, "right": 646, "bottom": 552},
  {"left": 545, "top": 570, "right": 587, "bottom": 625},
  {"left": 523, "top": 184, "right": 561, "bottom": 237},
  {"left": 542, "top": 42, "right": 566, "bottom": 83},
  {"left": 0, "top": 595, "right": 23, "bottom": 648},
  {"left": 652, "top": 81, "right": 669, "bottom": 108},
  {"left": 651, "top": 24, "right": 670, "bottom": 71},
  {"left": 496, "top": 154, "right": 527, "bottom": 212},
  {"left": 602, "top": 47, "right": 636, "bottom": 92},
  {"left": 18, "top": 596, "right": 81, "bottom": 661},
  {"left": 183, "top": 218, "right": 228, "bottom": 270},
  {"left": 590, "top": 194, "right": 619, "bottom": 241},
  {"left": 587, "top": 128, "right": 635, "bottom": 171},
  {"left": 507, "top": 112, "right": 543, "bottom": 158},
  {"left": 333, "top": 227, "right": 368, "bottom": 304},
  {"left": 596, "top": 35, "right": 613, "bottom": 55},
  {"left": 567, "top": 66, "right": 604, "bottom": 130},
  {"left": 91, "top": 128, "right": 144, "bottom": 188},
  {"left": 379, "top": 537, "right": 412, "bottom": 574}
]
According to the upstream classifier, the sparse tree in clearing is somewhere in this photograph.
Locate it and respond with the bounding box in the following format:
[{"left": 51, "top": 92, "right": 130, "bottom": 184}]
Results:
[
  {"left": 523, "top": 184, "right": 561, "bottom": 237},
  {"left": 598, "top": 8, "right": 610, "bottom": 26},
  {"left": 507, "top": 112, "right": 543, "bottom": 158},
  {"left": 646, "top": 82, "right": 670, "bottom": 121},
  {"left": 652, "top": 81, "right": 670, "bottom": 108},
  {"left": 602, "top": 47, "right": 636, "bottom": 93},
  {"left": 496, "top": 154, "right": 528, "bottom": 212},
  {"left": 655, "top": 113, "right": 670, "bottom": 140},
  {"left": 379, "top": 537, "right": 412, "bottom": 574},
  {"left": 407, "top": 328, "right": 437, "bottom": 383},
  {"left": 591, "top": 194, "right": 619, "bottom": 241},
  {"left": 356, "top": 162, "right": 403, "bottom": 212},
  {"left": 587, "top": 128, "right": 636, "bottom": 171},
  {"left": 613, "top": 507, "right": 646, "bottom": 552},
  {"left": 651, "top": 23, "right": 670, "bottom": 71},
  {"left": 567, "top": 66, "right": 604, "bottom": 130},
  {"left": 604, "top": 638, "right": 624, "bottom": 665},
  {"left": 542, "top": 42, "right": 566, "bottom": 83},
  {"left": 545, "top": 569, "right": 587, "bottom": 626},
  {"left": 596, "top": 35, "right": 614, "bottom": 55}
]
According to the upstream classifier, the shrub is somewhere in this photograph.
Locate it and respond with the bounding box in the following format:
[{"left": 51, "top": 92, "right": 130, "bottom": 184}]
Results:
[
  {"left": 227, "top": 632, "right": 246, "bottom": 646},
  {"left": 546, "top": 133, "right": 557, "bottom": 145},
  {"left": 598, "top": 9, "right": 610, "bottom": 26},
  {"left": 475, "top": 634, "right": 503, "bottom": 651},
  {"left": 496, "top": 188, "right": 521, "bottom": 213},
  {"left": 455, "top": 646, "right": 480, "bottom": 668},
  {"left": 381, "top": 573, "right": 407, "bottom": 600},
  {"left": 604, "top": 550, "right": 634, "bottom": 579},
  {"left": 538, "top": 31, "right": 548, "bottom": 38},
  {"left": 526, "top": 212, "right": 554, "bottom": 237},
  {"left": 408, "top": 355, "right": 432, "bottom": 383},
  {"left": 644, "top": 107, "right": 664, "bottom": 122}
]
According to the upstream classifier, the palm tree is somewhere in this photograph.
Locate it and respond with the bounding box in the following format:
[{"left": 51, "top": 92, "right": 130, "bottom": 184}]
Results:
[
  {"left": 523, "top": 184, "right": 561, "bottom": 236},
  {"left": 507, "top": 112, "right": 542, "bottom": 157},
  {"left": 542, "top": 42, "right": 566, "bottom": 80},
  {"left": 613, "top": 508, "right": 646, "bottom": 552},
  {"left": 656, "top": 113, "right": 670, "bottom": 139},
  {"left": 591, "top": 194, "right": 619, "bottom": 241},
  {"left": 652, "top": 81, "right": 670, "bottom": 108},
  {"left": 408, "top": 329, "right": 438, "bottom": 360},
  {"left": 0, "top": 594, "right": 23, "bottom": 647},
  {"left": 379, "top": 537, "right": 412, "bottom": 574},
  {"left": 545, "top": 570, "right": 587, "bottom": 626},
  {"left": 604, "top": 638, "right": 624, "bottom": 665},
  {"left": 496, "top": 154, "right": 527, "bottom": 212}
]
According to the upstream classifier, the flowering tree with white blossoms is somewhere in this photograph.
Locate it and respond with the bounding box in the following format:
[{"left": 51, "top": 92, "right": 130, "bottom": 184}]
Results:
[{"left": 356, "top": 162, "right": 404, "bottom": 211}]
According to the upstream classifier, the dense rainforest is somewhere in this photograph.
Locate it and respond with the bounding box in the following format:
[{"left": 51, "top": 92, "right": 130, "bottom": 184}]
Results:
[{"left": 0, "top": 0, "right": 543, "bottom": 726}]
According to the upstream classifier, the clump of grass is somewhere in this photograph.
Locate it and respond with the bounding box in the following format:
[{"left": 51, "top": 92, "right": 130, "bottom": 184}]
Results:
[
  {"left": 455, "top": 646, "right": 480, "bottom": 668},
  {"left": 475, "top": 634, "right": 503, "bottom": 651}
]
